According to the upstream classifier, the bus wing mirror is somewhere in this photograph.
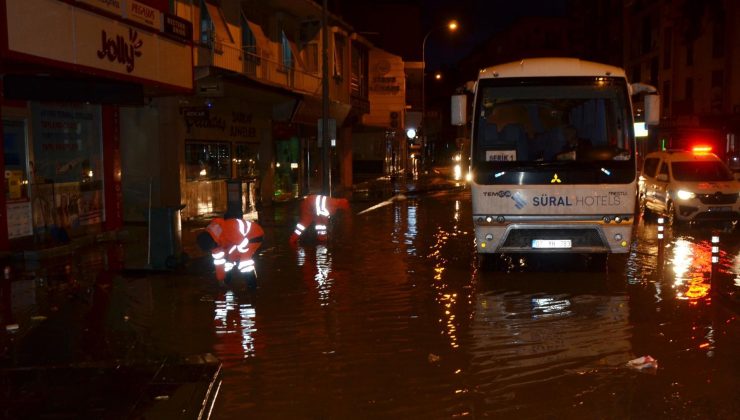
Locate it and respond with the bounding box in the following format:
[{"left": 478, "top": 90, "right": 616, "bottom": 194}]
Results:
[
  {"left": 451, "top": 94, "right": 467, "bottom": 126},
  {"left": 644, "top": 94, "right": 660, "bottom": 126}
]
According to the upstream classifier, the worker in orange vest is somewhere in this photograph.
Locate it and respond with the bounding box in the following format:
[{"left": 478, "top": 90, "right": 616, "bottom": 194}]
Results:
[
  {"left": 197, "top": 214, "right": 264, "bottom": 286},
  {"left": 289, "top": 194, "right": 349, "bottom": 244}
]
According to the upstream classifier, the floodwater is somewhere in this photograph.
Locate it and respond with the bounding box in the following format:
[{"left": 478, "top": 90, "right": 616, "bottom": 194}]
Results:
[
  {"left": 208, "top": 189, "right": 740, "bottom": 418},
  {"left": 2, "top": 188, "right": 739, "bottom": 418}
]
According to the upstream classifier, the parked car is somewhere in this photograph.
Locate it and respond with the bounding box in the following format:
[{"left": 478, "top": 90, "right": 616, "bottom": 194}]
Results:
[{"left": 638, "top": 147, "right": 740, "bottom": 226}]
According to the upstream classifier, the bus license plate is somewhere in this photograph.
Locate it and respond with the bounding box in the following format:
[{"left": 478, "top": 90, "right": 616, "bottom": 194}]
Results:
[{"left": 532, "top": 239, "right": 572, "bottom": 249}]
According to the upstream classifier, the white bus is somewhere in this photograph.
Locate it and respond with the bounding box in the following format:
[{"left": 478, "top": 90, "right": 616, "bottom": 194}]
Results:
[{"left": 451, "top": 58, "right": 659, "bottom": 262}]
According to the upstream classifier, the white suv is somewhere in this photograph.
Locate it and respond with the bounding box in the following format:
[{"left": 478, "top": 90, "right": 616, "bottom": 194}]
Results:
[{"left": 639, "top": 149, "right": 740, "bottom": 226}]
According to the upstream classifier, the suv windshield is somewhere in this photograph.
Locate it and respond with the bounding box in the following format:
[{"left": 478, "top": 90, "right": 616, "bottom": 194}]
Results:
[
  {"left": 671, "top": 161, "right": 734, "bottom": 182},
  {"left": 473, "top": 77, "right": 633, "bottom": 166}
]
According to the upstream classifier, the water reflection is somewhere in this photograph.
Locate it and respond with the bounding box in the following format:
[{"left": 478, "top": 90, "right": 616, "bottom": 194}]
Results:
[
  {"left": 297, "top": 245, "right": 334, "bottom": 306},
  {"left": 388, "top": 198, "right": 421, "bottom": 257},
  {"left": 470, "top": 282, "right": 632, "bottom": 415},
  {"left": 213, "top": 291, "right": 257, "bottom": 360},
  {"left": 428, "top": 199, "right": 473, "bottom": 350},
  {"left": 670, "top": 237, "right": 712, "bottom": 302}
]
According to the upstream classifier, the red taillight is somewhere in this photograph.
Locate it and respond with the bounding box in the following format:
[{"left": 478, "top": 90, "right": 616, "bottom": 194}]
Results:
[{"left": 692, "top": 145, "right": 712, "bottom": 155}]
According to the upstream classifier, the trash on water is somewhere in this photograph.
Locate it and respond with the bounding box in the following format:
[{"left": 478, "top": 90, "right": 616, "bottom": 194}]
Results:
[
  {"left": 30, "top": 316, "right": 47, "bottom": 321},
  {"left": 428, "top": 353, "right": 441, "bottom": 363},
  {"left": 627, "top": 355, "right": 658, "bottom": 371},
  {"left": 5, "top": 324, "right": 20, "bottom": 332}
]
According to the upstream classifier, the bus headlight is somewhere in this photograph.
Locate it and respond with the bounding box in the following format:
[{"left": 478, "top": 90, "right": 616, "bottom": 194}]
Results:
[{"left": 676, "top": 190, "right": 695, "bottom": 200}]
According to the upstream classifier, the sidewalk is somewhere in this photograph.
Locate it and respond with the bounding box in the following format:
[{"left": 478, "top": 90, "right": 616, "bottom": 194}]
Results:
[{"left": 0, "top": 168, "right": 461, "bottom": 418}]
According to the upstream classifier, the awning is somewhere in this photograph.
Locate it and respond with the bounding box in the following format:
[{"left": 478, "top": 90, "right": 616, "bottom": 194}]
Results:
[
  {"left": 288, "top": 39, "right": 306, "bottom": 70},
  {"left": 205, "top": 2, "right": 233, "bottom": 43},
  {"left": 292, "top": 96, "right": 351, "bottom": 127},
  {"left": 244, "top": 18, "right": 270, "bottom": 58}
]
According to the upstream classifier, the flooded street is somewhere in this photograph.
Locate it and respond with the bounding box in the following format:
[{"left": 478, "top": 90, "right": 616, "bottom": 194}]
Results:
[
  {"left": 209, "top": 189, "right": 740, "bottom": 418},
  {"left": 2, "top": 187, "right": 739, "bottom": 418}
]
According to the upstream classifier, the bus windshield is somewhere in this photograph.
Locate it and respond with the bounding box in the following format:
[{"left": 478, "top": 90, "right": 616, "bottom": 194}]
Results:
[{"left": 473, "top": 77, "right": 633, "bottom": 168}]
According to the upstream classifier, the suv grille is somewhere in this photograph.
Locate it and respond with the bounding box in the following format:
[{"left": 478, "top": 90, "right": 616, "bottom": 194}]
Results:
[{"left": 697, "top": 192, "right": 738, "bottom": 205}]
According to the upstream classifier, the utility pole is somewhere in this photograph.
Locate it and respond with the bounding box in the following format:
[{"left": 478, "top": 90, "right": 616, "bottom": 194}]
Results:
[{"left": 321, "top": 0, "right": 331, "bottom": 195}]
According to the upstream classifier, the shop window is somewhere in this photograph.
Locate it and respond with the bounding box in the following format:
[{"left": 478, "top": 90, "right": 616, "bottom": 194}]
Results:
[
  {"left": 185, "top": 141, "right": 231, "bottom": 181},
  {"left": 234, "top": 143, "right": 259, "bottom": 178},
  {"left": 3, "top": 119, "right": 28, "bottom": 201},
  {"left": 30, "top": 103, "right": 104, "bottom": 230}
]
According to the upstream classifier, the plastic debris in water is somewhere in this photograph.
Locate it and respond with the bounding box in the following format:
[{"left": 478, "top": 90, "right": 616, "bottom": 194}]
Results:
[
  {"left": 428, "top": 353, "right": 441, "bottom": 363},
  {"left": 627, "top": 355, "right": 658, "bottom": 370}
]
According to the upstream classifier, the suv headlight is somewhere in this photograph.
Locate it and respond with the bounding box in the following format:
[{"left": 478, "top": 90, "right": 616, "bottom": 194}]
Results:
[{"left": 676, "top": 190, "right": 695, "bottom": 200}]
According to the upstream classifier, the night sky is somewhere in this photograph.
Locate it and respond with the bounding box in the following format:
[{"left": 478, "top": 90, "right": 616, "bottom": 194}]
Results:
[
  {"left": 337, "top": 0, "right": 568, "bottom": 69},
  {"left": 424, "top": 0, "right": 568, "bottom": 69}
]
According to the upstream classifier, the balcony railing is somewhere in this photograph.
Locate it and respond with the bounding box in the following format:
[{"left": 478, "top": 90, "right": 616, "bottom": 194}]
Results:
[{"left": 198, "top": 41, "right": 322, "bottom": 96}]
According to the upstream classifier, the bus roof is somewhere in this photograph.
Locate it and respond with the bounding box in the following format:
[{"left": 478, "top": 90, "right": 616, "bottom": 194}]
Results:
[{"left": 478, "top": 57, "right": 627, "bottom": 80}]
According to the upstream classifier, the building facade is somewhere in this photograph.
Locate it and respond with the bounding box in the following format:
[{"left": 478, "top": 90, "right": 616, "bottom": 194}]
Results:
[
  {"left": 1, "top": 0, "right": 406, "bottom": 254},
  {"left": 623, "top": 0, "right": 740, "bottom": 159},
  {"left": 0, "top": 0, "right": 193, "bottom": 252}
]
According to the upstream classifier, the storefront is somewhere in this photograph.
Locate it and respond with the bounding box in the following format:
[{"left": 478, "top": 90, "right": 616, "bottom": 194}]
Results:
[
  {"left": 0, "top": 0, "right": 192, "bottom": 252},
  {"left": 179, "top": 95, "right": 269, "bottom": 219}
]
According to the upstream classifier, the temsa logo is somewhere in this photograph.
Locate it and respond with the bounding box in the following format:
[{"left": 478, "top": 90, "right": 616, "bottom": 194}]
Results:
[{"left": 96, "top": 28, "right": 143, "bottom": 73}]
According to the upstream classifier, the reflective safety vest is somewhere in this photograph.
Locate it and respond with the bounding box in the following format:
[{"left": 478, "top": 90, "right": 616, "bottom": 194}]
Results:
[
  {"left": 205, "top": 217, "right": 264, "bottom": 278},
  {"left": 292, "top": 194, "right": 349, "bottom": 240}
]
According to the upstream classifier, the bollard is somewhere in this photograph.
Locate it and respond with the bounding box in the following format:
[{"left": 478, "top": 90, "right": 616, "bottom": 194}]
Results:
[{"left": 710, "top": 234, "right": 720, "bottom": 284}]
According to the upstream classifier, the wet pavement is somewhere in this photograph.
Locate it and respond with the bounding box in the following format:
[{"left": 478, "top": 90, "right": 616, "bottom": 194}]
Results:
[
  {"left": 0, "top": 171, "right": 461, "bottom": 418},
  {"left": 1, "top": 170, "right": 739, "bottom": 419}
]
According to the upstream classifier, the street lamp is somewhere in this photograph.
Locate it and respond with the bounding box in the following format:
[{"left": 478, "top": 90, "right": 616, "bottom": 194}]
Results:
[{"left": 421, "top": 20, "right": 458, "bottom": 171}]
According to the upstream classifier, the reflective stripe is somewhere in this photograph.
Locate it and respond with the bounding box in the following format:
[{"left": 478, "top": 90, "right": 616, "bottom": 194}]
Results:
[
  {"left": 225, "top": 262, "right": 234, "bottom": 271},
  {"left": 229, "top": 245, "right": 237, "bottom": 254},
  {"left": 238, "top": 259, "right": 255, "bottom": 273},
  {"left": 237, "top": 237, "right": 250, "bottom": 253},
  {"left": 317, "top": 195, "right": 330, "bottom": 216},
  {"left": 212, "top": 251, "right": 225, "bottom": 259},
  {"left": 294, "top": 229, "right": 303, "bottom": 235},
  {"left": 236, "top": 218, "right": 246, "bottom": 236},
  {"left": 315, "top": 224, "right": 327, "bottom": 230},
  {"left": 213, "top": 258, "right": 226, "bottom": 266},
  {"left": 296, "top": 223, "right": 306, "bottom": 231}
]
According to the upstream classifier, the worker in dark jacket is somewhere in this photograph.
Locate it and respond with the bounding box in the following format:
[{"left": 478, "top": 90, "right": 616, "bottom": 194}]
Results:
[
  {"left": 289, "top": 194, "right": 349, "bottom": 244},
  {"left": 197, "top": 213, "right": 264, "bottom": 285}
]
